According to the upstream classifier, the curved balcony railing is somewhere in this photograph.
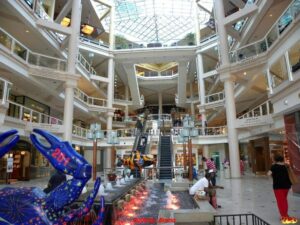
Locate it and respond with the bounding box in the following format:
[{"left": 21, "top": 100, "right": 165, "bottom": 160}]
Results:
[
  {"left": 147, "top": 114, "right": 172, "bottom": 121},
  {"left": 205, "top": 91, "right": 225, "bottom": 104},
  {"left": 74, "top": 88, "right": 107, "bottom": 108},
  {"left": 229, "top": 0, "right": 300, "bottom": 63},
  {"left": 238, "top": 100, "right": 273, "bottom": 119},
  {"left": 172, "top": 126, "right": 227, "bottom": 136},
  {"left": 0, "top": 27, "right": 67, "bottom": 71},
  {"left": 7, "top": 100, "right": 63, "bottom": 125},
  {"left": 137, "top": 70, "right": 178, "bottom": 78},
  {"left": 72, "top": 125, "right": 89, "bottom": 138}
]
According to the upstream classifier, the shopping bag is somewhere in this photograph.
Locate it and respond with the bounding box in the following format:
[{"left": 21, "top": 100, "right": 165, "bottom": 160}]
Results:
[{"left": 286, "top": 165, "right": 299, "bottom": 185}]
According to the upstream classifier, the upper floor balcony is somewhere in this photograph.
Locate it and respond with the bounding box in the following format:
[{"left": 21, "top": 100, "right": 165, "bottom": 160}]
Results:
[{"left": 229, "top": 0, "right": 300, "bottom": 64}]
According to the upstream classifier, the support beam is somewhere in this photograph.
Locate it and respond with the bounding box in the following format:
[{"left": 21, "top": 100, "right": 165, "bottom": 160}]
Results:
[
  {"left": 36, "top": 19, "right": 72, "bottom": 35},
  {"left": 55, "top": 0, "right": 73, "bottom": 23}
]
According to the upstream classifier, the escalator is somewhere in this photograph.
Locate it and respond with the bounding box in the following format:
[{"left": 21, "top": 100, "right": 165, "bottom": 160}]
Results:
[{"left": 159, "top": 135, "right": 173, "bottom": 180}]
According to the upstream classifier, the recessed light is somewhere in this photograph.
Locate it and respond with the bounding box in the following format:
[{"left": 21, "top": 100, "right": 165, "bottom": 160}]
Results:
[
  {"left": 243, "top": 72, "right": 247, "bottom": 76},
  {"left": 25, "top": 30, "right": 29, "bottom": 33},
  {"left": 269, "top": 14, "right": 273, "bottom": 17}
]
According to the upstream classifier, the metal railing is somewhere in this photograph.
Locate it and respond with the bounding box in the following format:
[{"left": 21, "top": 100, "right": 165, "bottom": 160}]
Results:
[
  {"left": 0, "top": 78, "right": 12, "bottom": 105},
  {"left": 79, "top": 36, "right": 109, "bottom": 48},
  {"left": 137, "top": 70, "right": 178, "bottom": 78},
  {"left": 147, "top": 114, "right": 172, "bottom": 121},
  {"left": 229, "top": 0, "right": 300, "bottom": 63},
  {"left": 7, "top": 100, "right": 63, "bottom": 125},
  {"left": 0, "top": 27, "right": 67, "bottom": 71},
  {"left": 238, "top": 100, "right": 273, "bottom": 119},
  {"left": 205, "top": 91, "right": 225, "bottom": 104},
  {"left": 172, "top": 126, "right": 227, "bottom": 136},
  {"left": 72, "top": 125, "right": 89, "bottom": 138},
  {"left": 74, "top": 88, "right": 107, "bottom": 108},
  {"left": 214, "top": 214, "right": 270, "bottom": 225}
]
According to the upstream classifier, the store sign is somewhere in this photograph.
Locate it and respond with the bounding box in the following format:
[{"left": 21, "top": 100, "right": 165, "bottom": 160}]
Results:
[{"left": 7, "top": 158, "right": 13, "bottom": 173}]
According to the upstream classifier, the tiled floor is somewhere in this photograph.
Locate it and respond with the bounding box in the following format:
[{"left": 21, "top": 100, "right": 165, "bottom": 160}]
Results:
[
  {"left": 215, "top": 173, "right": 300, "bottom": 225},
  {"left": 0, "top": 172, "right": 299, "bottom": 225}
]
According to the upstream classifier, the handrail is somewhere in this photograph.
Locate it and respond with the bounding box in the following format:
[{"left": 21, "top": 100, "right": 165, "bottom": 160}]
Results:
[
  {"left": 238, "top": 100, "right": 273, "bottom": 119},
  {"left": 172, "top": 126, "right": 227, "bottom": 136},
  {"left": 229, "top": 0, "right": 300, "bottom": 63},
  {"left": 74, "top": 88, "right": 107, "bottom": 108},
  {"left": 205, "top": 91, "right": 225, "bottom": 104},
  {"left": 0, "top": 27, "right": 67, "bottom": 71},
  {"left": 72, "top": 124, "right": 89, "bottom": 138},
  {"left": 7, "top": 100, "right": 63, "bottom": 125},
  {"left": 147, "top": 114, "right": 172, "bottom": 121},
  {"left": 79, "top": 36, "right": 109, "bottom": 48}
]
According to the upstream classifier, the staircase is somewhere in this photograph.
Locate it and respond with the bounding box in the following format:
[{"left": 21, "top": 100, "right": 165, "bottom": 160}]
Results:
[{"left": 159, "top": 135, "right": 173, "bottom": 180}]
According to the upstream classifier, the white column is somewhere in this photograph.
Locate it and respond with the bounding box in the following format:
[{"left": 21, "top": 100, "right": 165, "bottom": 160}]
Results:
[
  {"left": 125, "top": 86, "right": 129, "bottom": 118},
  {"left": 63, "top": 0, "right": 81, "bottom": 142},
  {"left": 284, "top": 51, "right": 293, "bottom": 81},
  {"left": 63, "top": 80, "right": 77, "bottom": 141},
  {"left": 196, "top": 53, "right": 207, "bottom": 133},
  {"left": 266, "top": 69, "right": 273, "bottom": 94},
  {"left": 190, "top": 82, "right": 195, "bottom": 115},
  {"left": 203, "top": 145, "right": 209, "bottom": 158},
  {"left": 222, "top": 74, "right": 240, "bottom": 178},
  {"left": 158, "top": 92, "right": 163, "bottom": 115},
  {"left": 67, "top": 0, "right": 81, "bottom": 73},
  {"left": 105, "top": 56, "right": 114, "bottom": 170},
  {"left": 215, "top": 0, "right": 240, "bottom": 178}
]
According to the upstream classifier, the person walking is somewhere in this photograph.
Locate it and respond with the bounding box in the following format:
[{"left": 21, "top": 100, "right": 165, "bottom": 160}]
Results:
[{"left": 268, "top": 155, "right": 298, "bottom": 224}]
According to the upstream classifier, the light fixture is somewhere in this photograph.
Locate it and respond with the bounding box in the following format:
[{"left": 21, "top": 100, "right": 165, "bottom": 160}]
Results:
[
  {"left": 25, "top": 30, "right": 29, "bottom": 33},
  {"left": 21, "top": 151, "right": 26, "bottom": 155},
  {"left": 269, "top": 14, "right": 273, "bottom": 17},
  {"left": 243, "top": 72, "right": 247, "bottom": 76},
  {"left": 61, "top": 17, "right": 71, "bottom": 27},
  {"left": 81, "top": 24, "right": 94, "bottom": 35}
]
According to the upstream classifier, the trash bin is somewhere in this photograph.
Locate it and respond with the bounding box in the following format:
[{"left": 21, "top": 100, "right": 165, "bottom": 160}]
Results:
[{"left": 224, "top": 166, "right": 231, "bottom": 179}]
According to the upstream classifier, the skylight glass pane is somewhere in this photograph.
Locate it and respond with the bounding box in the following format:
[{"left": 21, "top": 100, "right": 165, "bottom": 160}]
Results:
[{"left": 94, "top": 0, "right": 213, "bottom": 44}]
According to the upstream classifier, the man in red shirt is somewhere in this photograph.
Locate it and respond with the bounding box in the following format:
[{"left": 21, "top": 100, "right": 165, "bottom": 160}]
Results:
[{"left": 202, "top": 157, "right": 217, "bottom": 186}]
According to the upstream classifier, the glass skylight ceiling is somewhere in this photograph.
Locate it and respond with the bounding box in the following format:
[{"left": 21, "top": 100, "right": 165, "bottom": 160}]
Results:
[{"left": 93, "top": 0, "right": 213, "bottom": 44}]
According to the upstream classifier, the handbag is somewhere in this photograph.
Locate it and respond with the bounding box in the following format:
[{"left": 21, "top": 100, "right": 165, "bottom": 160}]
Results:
[{"left": 286, "top": 165, "right": 299, "bottom": 185}]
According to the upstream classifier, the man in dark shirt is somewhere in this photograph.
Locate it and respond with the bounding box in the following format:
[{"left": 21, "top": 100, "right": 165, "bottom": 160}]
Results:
[{"left": 43, "top": 170, "right": 66, "bottom": 194}]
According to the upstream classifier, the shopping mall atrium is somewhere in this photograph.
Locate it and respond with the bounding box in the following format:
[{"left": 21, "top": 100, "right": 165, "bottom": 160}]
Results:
[{"left": 0, "top": 0, "right": 300, "bottom": 224}]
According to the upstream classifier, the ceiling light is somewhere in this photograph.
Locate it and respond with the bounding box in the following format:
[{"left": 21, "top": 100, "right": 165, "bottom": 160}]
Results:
[
  {"left": 25, "top": 30, "right": 29, "bottom": 33},
  {"left": 269, "top": 14, "right": 273, "bottom": 17},
  {"left": 61, "top": 17, "right": 71, "bottom": 27},
  {"left": 243, "top": 72, "right": 247, "bottom": 76},
  {"left": 81, "top": 24, "right": 94, "bottom": 35}
]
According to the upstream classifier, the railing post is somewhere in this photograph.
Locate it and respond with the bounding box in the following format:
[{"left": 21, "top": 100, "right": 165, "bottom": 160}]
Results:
[
  {"left": 19, "top": 106, "right": 23, "bottom": 120},
  {"left": 38, "top": 113, "right": 41, "bottom": 123},
  {"left": 11, "top": 39, "right": 15, "bottom": 54},
  {"left": 2, "top": 82, "right": 8, "bottom": 105},
  {"left": 266, "top": 101, "right": 270, "bottom": 115},
  {"left": 37, "top": 54, "right": 40, "bottom": 66}
]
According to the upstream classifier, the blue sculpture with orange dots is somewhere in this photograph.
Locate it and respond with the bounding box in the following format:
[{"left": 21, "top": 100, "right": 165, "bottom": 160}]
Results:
[{"left": 0, "top": 129, "right": 105, "bottom": 225}]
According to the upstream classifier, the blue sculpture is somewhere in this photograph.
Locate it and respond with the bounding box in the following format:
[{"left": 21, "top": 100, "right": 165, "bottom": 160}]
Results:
[{"left": 0, "top": 129, "right": 105, "bottom": 225}]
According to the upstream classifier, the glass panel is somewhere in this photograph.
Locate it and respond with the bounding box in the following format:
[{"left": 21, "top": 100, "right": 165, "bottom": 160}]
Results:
[
  {"left": 0, "top": 30, "right": 12, "bottom": 50},
  {"left": 23, "top": 108, "right": 31, "bottom": 121},
  {"left": 28, "top": 53, "right": 38, "bottom": 65},
  {"left": 39, "top": 56, "right": 58, "bottom": 69},
  {"left": 270, "top": 56, "right": 289, "bottom": 88},
  {"left": 236, "top": 44, "right": 257, "bottom": 61},
  {"left": 261, "top": 104, "right": 267, "bottom": 115},
  {"left": 278, "top": 9, "right": 293, "bottom": 35},
  {"left": 32, "top": 111, "right": 39, "bottom": 123},
  {"left": 13, "top": 42, "right": 28, "bottom": 60},
  {"left": 266, "top": 26, "right": 278, "bottom": 48}
]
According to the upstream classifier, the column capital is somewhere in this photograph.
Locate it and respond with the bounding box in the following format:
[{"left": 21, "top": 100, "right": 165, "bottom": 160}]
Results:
[
  {"left": 220, "top": 73, "right": 236, "bottom": 83},
  {"left": 64, "top": 79, "right": 77, "bottom": 89}
]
